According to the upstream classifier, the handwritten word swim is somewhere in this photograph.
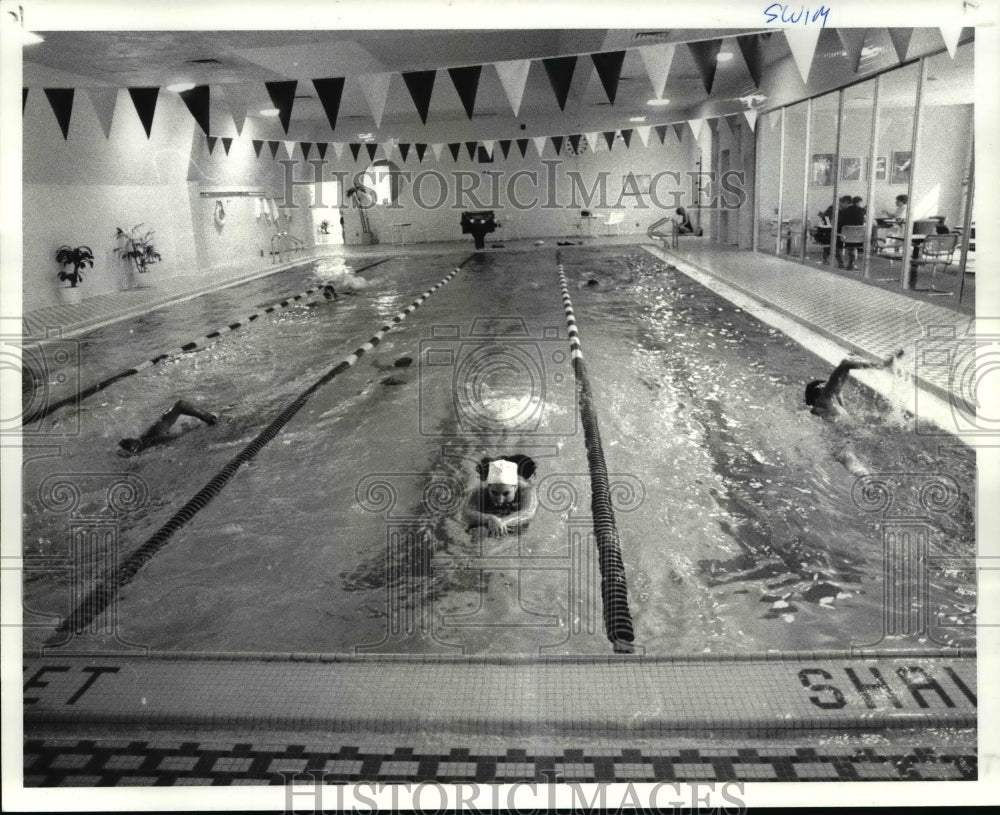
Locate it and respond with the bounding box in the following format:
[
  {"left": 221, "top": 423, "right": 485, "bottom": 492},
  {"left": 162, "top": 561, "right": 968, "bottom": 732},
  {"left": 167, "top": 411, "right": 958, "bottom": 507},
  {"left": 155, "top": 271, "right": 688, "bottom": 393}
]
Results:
[{"left": 764, "top": 3, "right": 831, "bottom": 27}]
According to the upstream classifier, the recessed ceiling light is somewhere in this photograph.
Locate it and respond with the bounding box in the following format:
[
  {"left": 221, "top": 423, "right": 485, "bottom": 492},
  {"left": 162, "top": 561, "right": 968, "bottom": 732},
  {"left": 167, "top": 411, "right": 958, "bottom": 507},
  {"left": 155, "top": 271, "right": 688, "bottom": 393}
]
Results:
[
  {"left": 717, "top": 52, "right": 734, "bottom": 62},
  {"left": 646, "top": 98, "right": 671, "bottom": 106},
  {"left": 260, "top": 108, "right": 280, "bottom": 117},
  {"left": 629, "top": 116, "right": 647, "bottom": 123},
  {"left": 20, "top": 31, "right": 45, "bottom": 45},
  {"left": 357, "top": 133, "right": 374, "bottom": 141},
  {"left": 167, "top": 82, "right": 196, "bottom": 93}
]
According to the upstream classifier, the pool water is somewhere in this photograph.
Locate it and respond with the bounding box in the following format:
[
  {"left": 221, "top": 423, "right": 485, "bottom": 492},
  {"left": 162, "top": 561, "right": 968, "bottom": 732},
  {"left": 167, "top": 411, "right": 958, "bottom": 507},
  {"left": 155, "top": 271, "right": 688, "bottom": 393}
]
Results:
[{"left": 21, "top": 247, "right": 976, "bottom": 656}]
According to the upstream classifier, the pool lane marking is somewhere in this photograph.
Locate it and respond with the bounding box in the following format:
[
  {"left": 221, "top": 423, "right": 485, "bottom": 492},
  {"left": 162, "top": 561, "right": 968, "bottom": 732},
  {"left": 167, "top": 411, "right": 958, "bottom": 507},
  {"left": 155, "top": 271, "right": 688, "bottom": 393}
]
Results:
[
  {"left": 554, "top": 250, "right": 635, "bottom": 653},
  {"left": 22, "top": 257, "right": 394, "bottom": 426},
  {"left": 48, "top": 256, "right": 475, "bottom": 643}
]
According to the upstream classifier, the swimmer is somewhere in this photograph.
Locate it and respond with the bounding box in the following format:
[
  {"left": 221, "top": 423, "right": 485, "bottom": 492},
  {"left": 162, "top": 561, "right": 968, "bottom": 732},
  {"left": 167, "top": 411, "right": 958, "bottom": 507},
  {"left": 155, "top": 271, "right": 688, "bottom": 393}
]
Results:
[
  {"left": 804, "top": 350, "right": 903, "bottom": 418},
  {"left": 463, "top": 455, "right": 538, "bottom": 537},
  {"left": 322, "top": 283, "right": 339, "bottom": 300},
  {"left": 118, "top": 399, "right": 217, "bottom": 455}
]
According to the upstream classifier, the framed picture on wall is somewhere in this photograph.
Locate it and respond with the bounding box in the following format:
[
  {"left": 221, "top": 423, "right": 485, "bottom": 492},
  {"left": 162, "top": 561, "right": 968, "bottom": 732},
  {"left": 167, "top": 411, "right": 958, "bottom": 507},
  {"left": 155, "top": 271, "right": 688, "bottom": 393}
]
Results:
[
  {"left": 874, "top": 156, "right": 887, "bottom": 181},
  {"left": 840, "top": 157, "right": 864, "bottom": 182},
  {"left": 811, "top": 154, "right": 834, "bottom": 186},
  {"left": 890, "top": 151, "right": 911, "bottom": 185}
]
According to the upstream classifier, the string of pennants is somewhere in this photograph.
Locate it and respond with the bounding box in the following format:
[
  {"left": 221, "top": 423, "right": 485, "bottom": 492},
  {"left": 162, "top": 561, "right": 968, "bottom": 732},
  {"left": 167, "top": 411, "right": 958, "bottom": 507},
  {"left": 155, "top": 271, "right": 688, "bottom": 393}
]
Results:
[{"left": 27, "top": 26, "right": 962, "bottom": 143}]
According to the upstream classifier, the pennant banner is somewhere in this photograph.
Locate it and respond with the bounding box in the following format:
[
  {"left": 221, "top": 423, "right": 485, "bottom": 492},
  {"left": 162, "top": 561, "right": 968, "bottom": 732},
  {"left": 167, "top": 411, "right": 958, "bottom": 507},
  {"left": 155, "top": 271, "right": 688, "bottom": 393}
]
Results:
[
  {"left": 887, "top": 28, "right": 914, "bottom": 63},
  {"left": 283, "top": 140, "right": 296, "bottom": 160},
  {"left": 268, "top": 140, "right": 281, "bottom": 159},
  {"left": 585, "top": 132, "right": 600, "bottom": 152},
  {"left": 362, "top": 73, "right": 392, "bottom": 128},
  {"left": 654, "top": 125, "right": 668, "bottom": 144},
  {"left": 349, "top": 143, "right": 361, "bottom": 161},
  {"left": 568, "top": 134, "right": 582, "bottom": 155},
  {"left": 206, "top": 135, "right": 217, "bottom": 155},
  {"left": 603, "top": 131, "right": 615, "bottom": 151},
  {"left": 637, "top": 44, "right": 676, "bottom": 98},
  {"left": 465, "top": 141, "right": 477, "bottom": 160},
  {"left": 431, "top": 143, "right": 444, "bottom": 161},
  {"left": 301, "top": 142, "right": 312, "bottom": 161},
  {"left": 784, "top": 28, "right": 822, "bottom": 84},
  {"left": 836, "top": 29, "right": 867, "bottom": 73},
  {"left": 332, "top": 142, "right": 345, "bottom": 160},
  {"left": 498, "top": 140, "right": 511, "bottom": 159},
  {"left": 221, "top": 84, "right": 249, "bottom": 136},
  {"left": 416, "top": 143, "right": 428, "bottom": 162},
  {"left": 743, "top": 110, "right": 758, "bottom": 132},
  {"left": 222, "top": 137, "right": 233, "bottom": 156},
  {"left": 403, "top": 70, "right": 436, "bottom": 125},
  {"left": 448, "top": 143, "right": 461, "bottom": 162},
  {"left": 449, "top": 65, "right": 482, "bottom": 120},
  {"left": 44, "top": 88, "right": 75, "bottom": 139},
  {"left": 620, "top": 128, "right": 633, "bottom": 149},
  {"left": 736, "top": 34, "right": 766, "bottom": 88},
  {"left": 542, "top": 56, "right": 576, "bottom": 112},
  {"left": 398, "top": 143, "right": 410, "bottom": 162},
  {"left": 264, "top": 80, "right": 297, "bottom": 134},
  {"left": 635, "top": 125, "right": 651, "bottom": 148},
  {"left": 939, "top": 26, "right": 962, "bottom": 58},
  {"left": 86, "top": 87, "right": 118, "bottom": 140},
  {"left": 365, "top": 143, "right": 378, "bottom": 162},
  {"left": 316, "top": 142, "right": 329, "bottom": 160},
  {"left": 687, "top": 39, "right": 723, "bottom": 94},
  {"left": 179, "top": 85, "right": 210, "bottom": 136},
  {"left": 532, "top": 136, "right": 546, "bottom": 157},
  {"left": 252, "top": 139, "right": 264, "bottom": 158},
  {"left": 516, "top": 138, "right": 528, "bottom": 158},
  {"left": 591, "top": 50, "right": 625, "bottom": 105},
  {"left": 495, "top": 59, "right": 531, "bottom": 117},
  {"left": 127, "top": 87, "right": 159, "bottom": 138},
  {"left": 550, "top": 135, "right": 564, "bottom": 156},
  {"left": 312, "top": 77, "right": 346, "bottom": 132},
  {"left": 671, "top": 123, "right": 686, "bottom": 142}
]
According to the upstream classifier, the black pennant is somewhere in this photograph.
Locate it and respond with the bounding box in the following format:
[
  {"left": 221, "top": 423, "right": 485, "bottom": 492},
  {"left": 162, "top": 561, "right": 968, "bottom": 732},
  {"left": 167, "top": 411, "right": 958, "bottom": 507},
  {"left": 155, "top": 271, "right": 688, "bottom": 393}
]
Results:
[
  {"left": 316, "top": 142, "right": 328, "bottom": 159},
  {"left": 222, "top": 137, "right": 233, "bottom": 155},
  {"left": 654, "top": 125, "right": 668, "bottom": 144},
  {"left": 603, "top": 131, "right": 615, "bottom": 151},
  {"left": 268, "top": 140, "right": 280, "bottom": 159},
  {"left": 568, "top": 134, "right": 582, "bottom": 154},
  {"left": 301, "top": 142, "right": 312, "bottom": 161},
  {"left": 498, "top": 139, "right": 511, "bottom": 159},
  {"left": 465, "top": 141, "right": 478, "bottom": 160},
  {"left": 672, "top": 123, "right": 687, "bottom": 142},
  {"left": 550, "top": 135, "right": 564, "bottom": 156},
  {"left": 620, "top": 129, "right": 633, "bottom": 148},
  {"left": 365, "top": 143, "right": 377, "bottom": 161},
  {"left": 43, "top": 88, "right": 74, "bottom": 139},
  {"left": 448, "top": 65, "right": 482, "bottom": 120},
  {"left": 206, "top": 136, "right": 217, "bottom": 154},
  {"left": 591, "top": 51, "right": 625, "bottom": 104},
  {"left": 402, "top": 70, "right": 436, "bottom": 125},
  {"left": 448, "top": 143, "right": 461, "bottom": 162},
  {"left": 312, "top": 77, "right": 346, "bottom": 132},
  {"left": 179, "top": 85, "right": 210, "bottom": 136},
  {"left": 253, "top": 139, "right": 264, "bottom": 158},
  {"left": 398, "top": 143, "right": 410, "bottom": 162},
  {"left": 415, "top": 143, "right": 427, "bottom": 162},
  {"left": 542, "top": 56, "right": 577, "bottom": 111},
  {"left": 736, "top": 34, "right": 766, "bottom": 88},
  {"left": 516, "top": 138, "right": 529, "bottom": 158},
  {"left": 349, "top": 143, "right": 361, "bottom": 161},
  {"left": 127, "top": 87, "right": 160, "bottom": 138},
  {"left": 264, "top": 80, "right": 297, "bottom": 133},
  {"left": 687, "top": 40, "right": 723, "bottom": 94}
]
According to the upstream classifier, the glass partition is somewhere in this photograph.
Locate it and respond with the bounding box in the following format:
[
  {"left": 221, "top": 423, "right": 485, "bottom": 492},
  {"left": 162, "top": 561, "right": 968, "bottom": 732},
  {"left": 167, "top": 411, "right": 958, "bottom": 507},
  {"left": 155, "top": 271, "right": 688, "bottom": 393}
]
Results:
[
  {"left": 778, "top": 102, "right": 808, "bottom": 258},
  {"left": 756, "top": 109, "right": 782, "bottom": 253},
  {"left": 805, "top": 92, "right": 838, "bottom": 265},
  {"left": 837, "top": 79, "right": 877, "bottom": 272}
]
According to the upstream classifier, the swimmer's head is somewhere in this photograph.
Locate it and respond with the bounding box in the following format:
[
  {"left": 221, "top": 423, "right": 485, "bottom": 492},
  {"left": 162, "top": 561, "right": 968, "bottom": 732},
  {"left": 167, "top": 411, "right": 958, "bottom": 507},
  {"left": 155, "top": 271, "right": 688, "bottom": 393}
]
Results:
[
  {"left": 485, "top": 459, "right": 519, "bottom": 505},
  {"left": 118, "top": 438, "right": 143, "bottom": 456},
  {"left": 804, "top": 380, "right": 825, "bottom": 407}
]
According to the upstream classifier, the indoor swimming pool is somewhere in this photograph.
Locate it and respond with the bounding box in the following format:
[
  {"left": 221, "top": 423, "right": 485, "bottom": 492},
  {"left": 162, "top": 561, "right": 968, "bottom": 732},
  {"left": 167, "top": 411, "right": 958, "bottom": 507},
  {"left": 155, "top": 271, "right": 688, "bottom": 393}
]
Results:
[{"left": 21, "top": 247, "right": 976, "bottom": 656}]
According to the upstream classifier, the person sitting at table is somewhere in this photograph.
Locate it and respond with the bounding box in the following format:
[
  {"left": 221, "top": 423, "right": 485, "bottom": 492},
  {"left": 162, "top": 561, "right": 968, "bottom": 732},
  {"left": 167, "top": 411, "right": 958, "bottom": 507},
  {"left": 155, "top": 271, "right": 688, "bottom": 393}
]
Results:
[
  {"left": 883, "top": 194, "right": 908, "bottom": 223},
  {"left": 675, "top": 207, "right": 702, "bottom": 236},
  {"left": 837, "top": 197, "right": 867, "bottom": 270}
]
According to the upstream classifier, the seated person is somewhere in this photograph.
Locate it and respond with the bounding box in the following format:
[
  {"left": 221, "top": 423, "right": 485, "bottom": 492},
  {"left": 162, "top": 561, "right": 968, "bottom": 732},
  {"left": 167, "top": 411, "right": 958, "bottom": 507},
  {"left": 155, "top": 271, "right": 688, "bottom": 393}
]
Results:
[
  {"left": 883, "top": 194, "right": 908, "bottom": 224},
  {"left": 837, "top": 197, "right": 867, "bottom": 270},
  {"left": 462, "top": 455, "right": 538, "bottom": 536},
  {"left": 118, "top": 399, "right": 218, "bottom": 455},
  {"left": 674, "top": 207, "right": 702, "bottom": 236},
  {"left": 804, "top": 350, "right": 903, "bottom": 418}
]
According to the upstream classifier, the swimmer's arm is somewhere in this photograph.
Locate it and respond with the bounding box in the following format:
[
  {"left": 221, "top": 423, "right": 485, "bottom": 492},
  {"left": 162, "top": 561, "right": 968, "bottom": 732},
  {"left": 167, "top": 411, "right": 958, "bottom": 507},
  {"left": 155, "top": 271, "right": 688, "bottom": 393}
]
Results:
[
  {"left": 503, "top": 481, "right": 539, "bottom": 528},
  {"left": 462, "top": 487, "right": 496, "bottom": 526},
  {"left": 825, "top": 350, "right": 902, "bottom": 397}
]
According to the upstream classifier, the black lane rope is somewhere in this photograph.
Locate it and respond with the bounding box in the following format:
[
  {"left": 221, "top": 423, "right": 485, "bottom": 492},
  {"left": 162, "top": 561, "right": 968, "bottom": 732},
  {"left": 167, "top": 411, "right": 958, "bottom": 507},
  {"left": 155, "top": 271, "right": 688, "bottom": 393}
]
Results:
[
  {"left": 22, "top": 257, "right": 394, "bottom": 427},
  {"left": 48, "top": 256, "right": 473, "bottom": 643},
  {"left": 555, "top": 250, "right": 635, "bottom": 653}
]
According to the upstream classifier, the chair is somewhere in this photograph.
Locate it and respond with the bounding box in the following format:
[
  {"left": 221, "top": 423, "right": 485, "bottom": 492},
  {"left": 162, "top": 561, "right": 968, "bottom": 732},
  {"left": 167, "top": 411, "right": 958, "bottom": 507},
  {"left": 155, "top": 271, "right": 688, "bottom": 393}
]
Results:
[
  {"left": 604, "top": 210, "right": 625, "bottom": 235},
  {"left": 836, "top": 224, "right": 867, "bottom": 271},
  {"left": 873, "top": 228, "right": 905, "bottom": 279},
  {"left": 910, "top": 233, "right": 959, "bottom": 295},
  {"left": 912, "top": 219, "right": 939, "bottom": 236}
]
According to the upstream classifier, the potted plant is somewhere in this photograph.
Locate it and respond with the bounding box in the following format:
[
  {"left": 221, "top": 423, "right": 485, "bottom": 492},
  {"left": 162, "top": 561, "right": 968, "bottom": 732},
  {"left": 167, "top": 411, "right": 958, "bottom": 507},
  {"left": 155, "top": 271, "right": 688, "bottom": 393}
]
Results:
[
  {"left": 114, "top": 224, "right": 162, "bottom": 275},
  {"left": 55, "top": 244, "right": 94, "bottom": 304}
]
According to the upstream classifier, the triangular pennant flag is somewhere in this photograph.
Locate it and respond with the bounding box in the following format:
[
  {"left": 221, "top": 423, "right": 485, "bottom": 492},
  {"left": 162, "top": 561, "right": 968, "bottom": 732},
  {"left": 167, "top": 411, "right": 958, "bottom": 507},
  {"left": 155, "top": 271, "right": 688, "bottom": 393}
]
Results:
[
  {"left": 550, "top": 135, "right": 564, "bottom": 156},
  {"left": 654, "top": 125, "right": 668, "bottom": 144},
  {"left": 495, "top": 59, "right": 531, "bottom": 116},
  {"left": 620, "top": 129, "right": 633, "bottom": 149},
  {"left": 887, "top": 28, "right": 913, "bottom": 63},
  {"left": 448, "top": 143, "right": 461, "bottom": 161},
  {"left": 688, "top": 119, "right": 704, "bottom": 141},
  {"left": 301, "top": 142, "right": 312, "bottom": 161},
  {"left": 316, "top": 142, "right": 328, "bottom": 159},
  {"left": 127, "top": 87, "right": 159, "bottom": 138},
  {"left": 687, "top": 39, "right": 723, "bottom": 94},
  {"left": 603, "top": 131, "right": 615, "bottom": 151},
  {"left": 207, "top": 136, "right": 218, "bottom": 155},
  {"left": 637, "top": 44, "right": 676, "bottom": 98},
  {"left": 398, "top": 143, "right": 410, "bottom": 162},
  {"left": 736, "top": 34, "right": 766, "bottom": 87},
  {"left": 220, "top": 84, "right": 249, "bottom": 136},
  {"left": 671, "top": 123, "right": 686, "bottom": 142},
  {"left": 498, "top": 139, "right": 511, "bottom": 159},
  {"left": 284, "top": 140, "right": 297, "bottom": 159},
  {"left": 332, "top": 142, "right": 345, "bottom": 160},
  {"left": 23, "top": 88, "right": 28, "bottom": 112},
  {"left": 416, "top": 143, "right": 428, "bottom": 162},
  {"left": 465, "top": 141, "right": 478, "bottom": 160},
  {"left": 635, "top": 126, "right": 651, "bottom": 148},
  {"left": 939, "top": 26, "right": 962, "bottom": 58},
  {"left": 222, "top": 137, "right": 233, "bottom": 156},
  {"left": 349, "top": 143, "right": 362, "bottom": 161},
  {"left": 591, "top": 51, "right": 626, "bottom": 104},
  {"left": 264, "top": 80, "right": 297, "bottom": 134},
  {"left": 585, "top": 132, "right": 600, "bottom": 152},
  {"left": 431, "top": 143, "right": 444, "bottom": 161},
  {"left": 252, "top": 139, "right": 264, "bottom": 158},
  {"left": 568, "top": 134, "right": 582, "bottom": 154},
  {"left": 179, "top": 85, "right": 210, "bottom": 136},
  {"left": 361, "top": 73, "right": 392, "bottom": 128},
  {"left": 448, "top": 65, "right": 482, "bottom": 120},
  {"left": 542, "top": 56, "right": 576, "bottom": 111},
  {"left": 532, "top": 136, "right": 547, "bottom": 157},
  {"left": 784, "top": 28, "right": 822, "bottom": 84},
  {"left": 85, "top": 87, "right": 118, "bottom": 139},
  {"left": 481, "top": 140, "right": 494, "bottom": 158},
  {"left": 743, "top": 110, "right": 758, "bottom": 131},
  {"left": 365, "top": 143, "right": 378, "bottom": 161},
  {"left": 836, "top": 29, "right": 867, "bottom": 73},
  {"left": 402, "top": 70, "right": 436, "bottom": 125},
  {"left": 312, "top": 77, "right": 346, "bottom": 132},
  {"left": 516, "top": 139, "right": 529, "bottom": 158},
  {"left": 383, "top": 142, "right": 394, "bottom": 160},
  {"left": 268, "top": 140, "right": 281, "bottom": 159}
]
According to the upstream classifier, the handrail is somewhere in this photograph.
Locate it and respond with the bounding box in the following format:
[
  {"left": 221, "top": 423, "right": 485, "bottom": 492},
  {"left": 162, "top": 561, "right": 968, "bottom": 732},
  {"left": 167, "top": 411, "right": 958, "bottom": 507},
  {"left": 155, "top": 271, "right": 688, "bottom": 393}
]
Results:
[
  {"left": 647, "top": 217, "right": 680, "bottom": 248},
  {"left": 270, "top": 231, "right": 306, "bottom": 262}
]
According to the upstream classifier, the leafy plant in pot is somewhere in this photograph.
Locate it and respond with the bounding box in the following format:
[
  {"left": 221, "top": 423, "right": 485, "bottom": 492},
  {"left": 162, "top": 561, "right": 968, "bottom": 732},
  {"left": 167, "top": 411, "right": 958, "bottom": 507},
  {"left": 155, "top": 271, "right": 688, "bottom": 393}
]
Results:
[
  {"left": 55, "top": 245, "right": 94, "bottom": 288},
  {"left": 114, "top": 224, "right": 162, "bottom": 275}
]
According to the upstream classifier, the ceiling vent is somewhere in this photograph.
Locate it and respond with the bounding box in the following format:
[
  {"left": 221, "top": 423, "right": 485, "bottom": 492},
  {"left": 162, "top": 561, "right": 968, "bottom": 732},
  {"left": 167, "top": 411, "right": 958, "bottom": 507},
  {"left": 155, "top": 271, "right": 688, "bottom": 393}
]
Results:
[
  {"left": 632, "top": 31, "right": 672, "bottom": 42},
  {"left": 185, "top": 58, "right": 222, "bottom": 64}
]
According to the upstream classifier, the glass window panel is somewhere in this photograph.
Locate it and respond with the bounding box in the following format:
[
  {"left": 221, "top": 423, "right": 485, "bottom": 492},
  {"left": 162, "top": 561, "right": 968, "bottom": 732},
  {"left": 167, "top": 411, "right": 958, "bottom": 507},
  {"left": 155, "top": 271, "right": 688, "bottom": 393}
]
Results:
[
  {"left": 779, "top": 102, "right": 808, "bottom": 258},
  {"left": 806, "top": 92, "right": 838, "bottom": 265},
  {"left": 837, "top": 78, "right": 877, "bottom": 270},
  {"left": 756, "top": 109, "right": 782, "bottom": 253}
]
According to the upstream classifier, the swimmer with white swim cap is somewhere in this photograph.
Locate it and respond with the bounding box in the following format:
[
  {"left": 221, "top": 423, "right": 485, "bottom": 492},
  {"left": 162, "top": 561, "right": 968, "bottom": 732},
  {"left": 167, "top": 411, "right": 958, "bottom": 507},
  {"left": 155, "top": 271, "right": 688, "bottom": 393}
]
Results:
[
  {"left": 805, "top": 349, "right": 903, "bottom": 418},
  {"left": 463, "top": 455, "right": 539, "bottom": 537}
]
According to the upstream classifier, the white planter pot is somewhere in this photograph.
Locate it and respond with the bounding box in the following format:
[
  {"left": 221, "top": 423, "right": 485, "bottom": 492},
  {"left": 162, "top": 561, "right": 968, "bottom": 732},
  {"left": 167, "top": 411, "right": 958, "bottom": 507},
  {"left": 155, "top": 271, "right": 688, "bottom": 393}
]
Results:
[{"left": 60, "top": 285, "right": 83, "bottom": 305}]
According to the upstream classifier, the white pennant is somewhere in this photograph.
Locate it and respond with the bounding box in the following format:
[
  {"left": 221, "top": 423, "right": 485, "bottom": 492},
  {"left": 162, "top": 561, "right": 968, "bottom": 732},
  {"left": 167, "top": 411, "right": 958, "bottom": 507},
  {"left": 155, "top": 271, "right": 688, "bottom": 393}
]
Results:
[
  {"left": 431, "top": 143, "right": 444, "bottom": 161},
  {"left": 637, "top": 44, "right": 677, "bottom": 98},
  {"left": 784, "top": 28, "right": 822, "bottom": 85},
  {"left": 383, "top": 142, "right": 394, "bottom": 160},
  {"left": 480, "top": 139, "right": 494, "bottom": 158},
  {"left": 283, "top": 140, "right": 297, "bottom": 160},
  {"left": 332, "top": 142, "right": 345, "bottom": 160},
  {"left": 634, "top": 125, "right": 651, "bottom": 148},
  {"left": 585, "top": 132, "right": 600, "bottom": 152},
  {"left": 494, "top": 59, "right": 531, "bottom": 117},
  {"left": 86, "top": 87, "right": 119, "bottom": 139},
  {"left": 743, "top": 110, "right": 758, "bottom": 131},
  {"left": 939, "top": 26, "right": 962, "bottom": 58},
  {"left": 220, "top": 84, "right": 249, "bottom": 136},
  {"left": 532, "top": 136, "right": 547, "bottom": 157},
  {"left": 688, "top": 119, "right": 705, "bottom": 141},
  {"left": 361, "top": 72, "right": 392, "bottom": 128}
]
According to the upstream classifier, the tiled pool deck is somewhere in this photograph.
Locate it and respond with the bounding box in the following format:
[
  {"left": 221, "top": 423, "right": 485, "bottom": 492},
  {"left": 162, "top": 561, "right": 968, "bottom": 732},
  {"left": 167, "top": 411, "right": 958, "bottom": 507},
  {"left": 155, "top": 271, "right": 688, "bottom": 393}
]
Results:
[{"left": 15, "top": 237, "right": 981, "bottom": 787}]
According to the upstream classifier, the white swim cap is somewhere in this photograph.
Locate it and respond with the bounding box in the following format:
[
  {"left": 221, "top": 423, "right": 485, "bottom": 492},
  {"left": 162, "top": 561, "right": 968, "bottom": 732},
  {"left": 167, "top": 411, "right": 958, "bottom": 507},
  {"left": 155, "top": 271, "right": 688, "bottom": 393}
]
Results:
[{"left": 486, "top": 459, "right": 518, "bottom": 485}]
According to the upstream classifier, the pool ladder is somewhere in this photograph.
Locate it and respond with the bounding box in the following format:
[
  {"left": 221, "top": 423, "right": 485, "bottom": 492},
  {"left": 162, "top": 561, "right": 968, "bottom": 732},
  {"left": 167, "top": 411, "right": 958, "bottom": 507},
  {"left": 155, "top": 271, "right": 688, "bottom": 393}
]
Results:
[{"left": 270, "top": 231, "right": 306, "bottom": 262}]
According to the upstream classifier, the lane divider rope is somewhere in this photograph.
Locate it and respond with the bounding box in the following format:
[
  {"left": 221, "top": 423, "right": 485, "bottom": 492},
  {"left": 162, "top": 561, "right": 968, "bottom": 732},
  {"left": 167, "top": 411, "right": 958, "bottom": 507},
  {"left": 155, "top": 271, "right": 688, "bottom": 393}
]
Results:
[
  {"left": 23, "top": 257, "right": 394, "bottom": 426},
  {"left": 555, "top": 250, "right": 636, "bottom": 653},
  {"left": 48, "top": 256, "right": 474, "bottom": 643}
]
